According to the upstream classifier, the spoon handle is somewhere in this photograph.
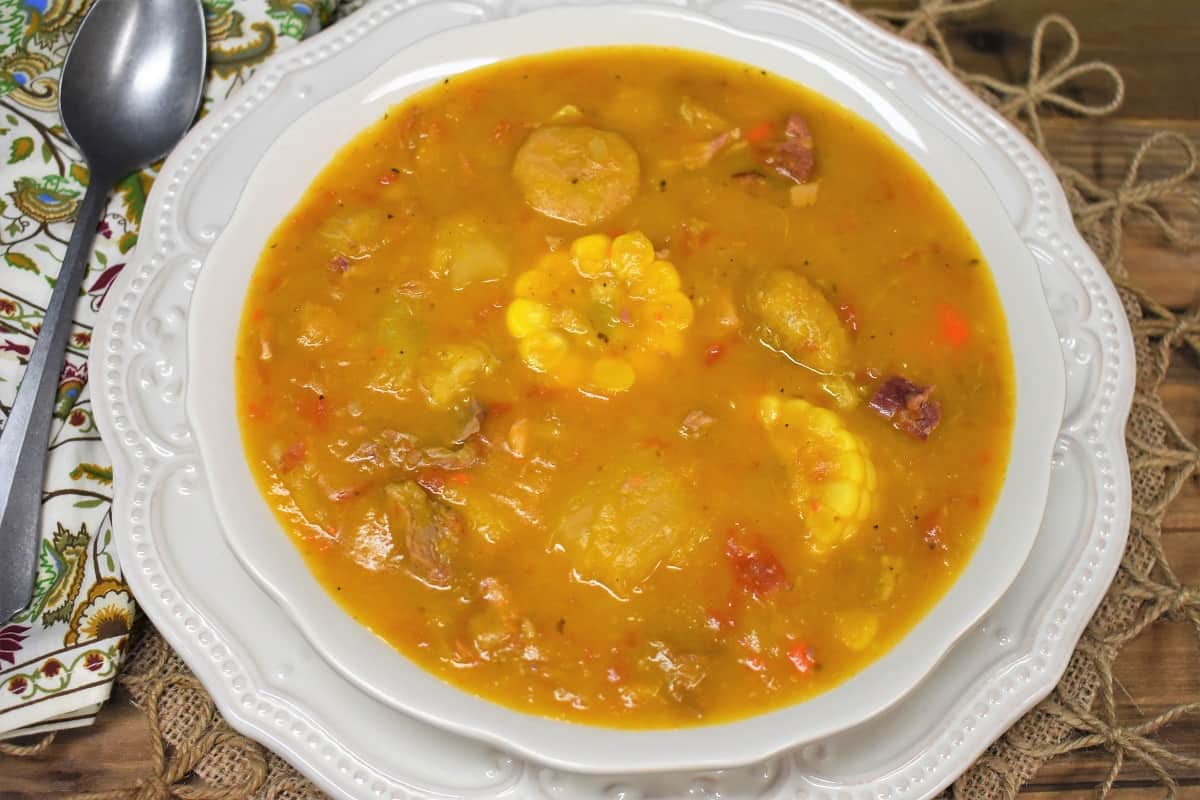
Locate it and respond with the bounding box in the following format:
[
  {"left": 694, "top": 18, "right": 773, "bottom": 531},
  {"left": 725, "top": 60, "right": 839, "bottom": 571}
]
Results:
[{"left": 0, "top": 175, "right": 110, "bottom": 622}]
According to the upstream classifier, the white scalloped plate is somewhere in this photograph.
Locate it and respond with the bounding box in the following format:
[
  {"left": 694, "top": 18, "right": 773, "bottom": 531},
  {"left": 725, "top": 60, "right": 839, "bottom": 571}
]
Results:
[{"left": 90, "top": 1, "right": 1133, "bottom": 798}]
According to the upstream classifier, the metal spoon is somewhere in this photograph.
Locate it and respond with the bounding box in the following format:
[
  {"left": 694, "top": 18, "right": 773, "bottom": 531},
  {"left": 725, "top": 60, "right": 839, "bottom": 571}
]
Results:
[{"left": 0, "top": 0, "right": 206, "bottom": 621}]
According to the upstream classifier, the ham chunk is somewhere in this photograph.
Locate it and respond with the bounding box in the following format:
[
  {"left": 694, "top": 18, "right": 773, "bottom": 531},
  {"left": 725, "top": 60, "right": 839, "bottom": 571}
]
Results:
[
  {"left": 763, "top": 114, "right": 815, "bottom": 184},
  {"left": 868, "top": 376, "right": 943, "bottom": 440}
]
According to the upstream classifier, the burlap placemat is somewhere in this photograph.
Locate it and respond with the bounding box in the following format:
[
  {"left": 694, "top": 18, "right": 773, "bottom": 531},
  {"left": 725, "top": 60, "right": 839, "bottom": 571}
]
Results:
[{"left": 3, "top": 1, "right": 1198, "bottom": 797}]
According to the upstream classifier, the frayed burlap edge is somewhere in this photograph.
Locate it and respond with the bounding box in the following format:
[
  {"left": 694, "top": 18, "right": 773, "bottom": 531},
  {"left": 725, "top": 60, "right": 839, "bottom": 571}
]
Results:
[{"left": 5, "top": 1, "right": 1199, "bottom": 798}]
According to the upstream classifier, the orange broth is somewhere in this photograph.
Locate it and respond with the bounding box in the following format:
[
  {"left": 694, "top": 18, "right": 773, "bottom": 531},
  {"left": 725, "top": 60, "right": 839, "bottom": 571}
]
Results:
[{"left": 235, "top": 47, "right": 1014, "bottom": 727}]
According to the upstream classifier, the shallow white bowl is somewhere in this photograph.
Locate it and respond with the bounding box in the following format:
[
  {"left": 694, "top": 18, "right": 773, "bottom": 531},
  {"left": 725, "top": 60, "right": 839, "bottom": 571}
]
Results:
[{"left": 187, "top": 3, "right": 1066, "bottom": 775}]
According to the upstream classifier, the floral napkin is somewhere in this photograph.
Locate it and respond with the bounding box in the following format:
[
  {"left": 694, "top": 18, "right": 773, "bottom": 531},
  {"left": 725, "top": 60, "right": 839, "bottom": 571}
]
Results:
[{"left": 0, "top": 0, "right": 341, "bottom": 741}]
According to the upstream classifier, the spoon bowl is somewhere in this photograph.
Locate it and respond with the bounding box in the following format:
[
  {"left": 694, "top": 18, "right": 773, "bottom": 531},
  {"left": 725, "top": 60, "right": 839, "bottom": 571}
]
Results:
[{"left": 60, "top": 0, "right": 207, "bottom": 180}]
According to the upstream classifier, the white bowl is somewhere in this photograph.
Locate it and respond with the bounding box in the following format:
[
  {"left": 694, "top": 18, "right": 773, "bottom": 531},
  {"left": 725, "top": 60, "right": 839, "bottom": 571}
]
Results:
[{"left": 187, "top": 3, "right": 1066, "bottom": 775}]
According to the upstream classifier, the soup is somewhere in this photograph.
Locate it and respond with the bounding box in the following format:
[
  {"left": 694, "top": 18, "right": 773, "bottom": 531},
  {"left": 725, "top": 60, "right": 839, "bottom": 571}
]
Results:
[{"left": 236, "top": 47, "right": 1014, "bottom": 728}]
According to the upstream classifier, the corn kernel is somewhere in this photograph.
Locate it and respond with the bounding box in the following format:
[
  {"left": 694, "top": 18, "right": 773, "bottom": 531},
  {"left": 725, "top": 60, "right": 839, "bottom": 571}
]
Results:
[
  {"left": 878, "top": 556, "right": 901, "bottom": 600},
  {"left": 758, "top": 395, "right": 782, "bottom": 426},
  {"left": 610, "top": 232, "right": 654, "bottom": 280},
  {"left": 556, "top": 354, "right": 587, "bottom": 387},
  {"left": 645, "top": 291, "right": 694, "bottom": 330},
  {"left": 644, "top": 329, "right": 684, "bottom": 356},
  {"left": 822, "top": 480, "right": 858, "bottom": 518},
  {"left": 639, "top": 260, "right": 681, "bottom": 296},
  {"left": 506, "top": 298, "right": 551, "bottom": 339},
  {"left": 539, "top": 251, "right": 575, "bottom": 281},
  {"left": 591, "top": 357, "right": 636, "bottom": 393},
  {"left": 571, "top": 234, "right": 611, "bottom": 276},
  {"left": 835, "top": 611, "right": 879, "bottom": 651},
  {"left": 519, "top": 330, "right": 568, "bottom": 373},
  {"left": 513, "top": 269, "right": 552, "bottom": 300},
  {"left": 553, "top": 307, "right": 591, "bottom": 336}
]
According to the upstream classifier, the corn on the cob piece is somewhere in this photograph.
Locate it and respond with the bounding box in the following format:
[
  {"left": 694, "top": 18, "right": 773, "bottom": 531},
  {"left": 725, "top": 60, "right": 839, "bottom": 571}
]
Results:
[
  {"left": 758, "top": 395, "right": 876, "bottom": 552},
  {"left": 505, "top": 231, "right": 693, "bottom": 395}
]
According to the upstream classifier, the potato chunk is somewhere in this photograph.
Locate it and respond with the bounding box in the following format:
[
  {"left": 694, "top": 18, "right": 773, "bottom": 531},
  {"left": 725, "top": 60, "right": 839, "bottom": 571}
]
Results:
[
  {"left": 759, "top": 396, "right": 876, "bottom": 553},
  {"left": 553, "top": 454, "right": 704, "bottom": 598},
  {"left": 365, "top": 300, "right": 424, "bottom": 399},
  {"left": 743, "top": 268, "right": 849, "bottom": 374},
  {"left": 512, "top": 125, "right": 640, "bottom": 225},
  {"left": 430, "top": 215, "right": 510, "bottom": 290},
  {"left": 418, "top": 343, "right": 495, "bottom": 410},
  {"left": 316, "top": 208, "right": 388, "bottom": 260}
]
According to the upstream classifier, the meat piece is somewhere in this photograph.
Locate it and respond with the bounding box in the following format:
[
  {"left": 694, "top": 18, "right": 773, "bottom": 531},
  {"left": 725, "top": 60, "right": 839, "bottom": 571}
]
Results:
[
  {"left": 465, "top": 577, "right": 521, "bottom": 660},
  {"left": 725, "top": 534, "right": 788, "bottom": 597},
  {"left": 762, "top": 113, "right": 816, "bottom": 184},
  {"left": 868, "top": 376, "right": 943, "bottom": 440},
  {"left": 645, "top": 642, "right": 708, "bottom": 702},
  {"left": 512, "top": 125, "right": 640, "bottom": 225},
  {"left": 384, "top": 481, "right": 463, "bottom": 587},
  {"left": 765, "top": 139, "right": 815, "bottom": 184},
  {"left": 682, "top": 128, "right": 741, "bottom": 169},
  {"left": 407, "top": 442, "right": 481, "bottom": 471},
  {"left": 453, "top": 401, "right": 486, "bottom": 445},
  {"left": 742, "top": 268, "right": 849, "bottom": 374},
  {"left": 785, "top": 113, "right": 813, "bottom": 143},
  {"left": 349, "top": 430, "right": 483, "bottom": 472}
]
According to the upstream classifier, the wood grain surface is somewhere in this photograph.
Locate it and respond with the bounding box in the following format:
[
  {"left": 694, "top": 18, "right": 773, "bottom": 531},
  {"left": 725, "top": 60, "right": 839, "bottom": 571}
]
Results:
[{"left": 1, "top": 1, "right": 1197, "bottom": 797}]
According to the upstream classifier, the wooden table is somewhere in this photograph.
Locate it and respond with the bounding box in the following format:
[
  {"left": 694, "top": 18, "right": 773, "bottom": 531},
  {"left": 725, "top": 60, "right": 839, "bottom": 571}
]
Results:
[{"left": 1, "top": 2, "right": 1197, "bottom": 797}]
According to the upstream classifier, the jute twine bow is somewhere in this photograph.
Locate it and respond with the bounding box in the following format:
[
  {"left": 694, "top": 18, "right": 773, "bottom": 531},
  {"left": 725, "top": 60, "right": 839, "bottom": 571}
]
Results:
[
  {"left": 874, "top": 5, "right": 1200, "bottom": 799},
  {"left": 1059, "top": 131, "right": 1200, "bottom": 279},
  {"left": 966, "top": 14, "right": 1124, "bottom": 149},
  {"left": 861, "top": 0, "right": 994, "bottom": 67},
  {"left": 70, "top": 673, "right": 268, "bottom": 800},
  {"left": 0, "top": 731, "right": 56, "bottom": 757}
]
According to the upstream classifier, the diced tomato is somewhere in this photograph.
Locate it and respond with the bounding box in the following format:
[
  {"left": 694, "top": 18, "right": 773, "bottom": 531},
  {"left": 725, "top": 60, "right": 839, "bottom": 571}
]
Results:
[
  {"left": 705, "top": 607, "right": 736, "bottom": 632},
  {"left": 746, "top": 121, "right": 773, "bottom": 144},
  {"left": 450, "top": 471, "right": 471, "bottom": 486},
  {"left": 938, "top": 305, "right": 970, "bottom": 346},
  {"left": 837, "top": 303, "right": 859, "bottom": 333},
  {"left": 740, "top": 655, "right": 767, "bottom": 672},
  {"left": 279, "top": 441, "right": 306, "bottom": 473},
  {"left": 725, "top": 532, "right": 787, "bottom": 597},
  {"left": 296, "top": 392, "right": 328, "bottom": 428},
  {"left": 489, "top": 401, "right": 512, "bottom": 416},
  {"left": 704, "top": 342, "right": 725, "bottom": 365},
  {"left": 787, "top": 641, "right": 816, "bottom": 675}
]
